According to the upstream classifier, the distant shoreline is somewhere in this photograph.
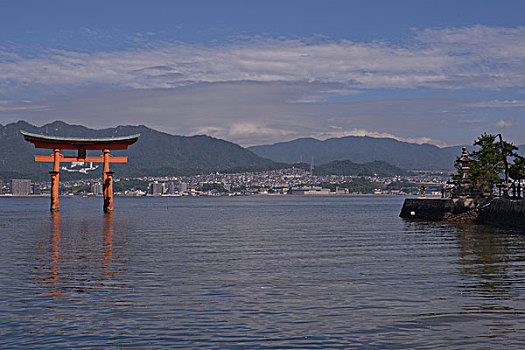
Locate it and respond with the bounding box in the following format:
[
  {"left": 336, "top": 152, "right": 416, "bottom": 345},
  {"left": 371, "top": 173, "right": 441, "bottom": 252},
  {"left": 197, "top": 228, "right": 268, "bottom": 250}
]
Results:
[{"left": 0, "top": 193, "right": 426, "bottom": 198}]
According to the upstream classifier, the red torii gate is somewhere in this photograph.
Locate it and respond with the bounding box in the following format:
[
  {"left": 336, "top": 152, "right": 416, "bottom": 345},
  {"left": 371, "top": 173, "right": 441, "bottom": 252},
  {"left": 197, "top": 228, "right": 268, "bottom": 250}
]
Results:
[{"left": 21, "top": 131, "right": 140, "bottom": 212}]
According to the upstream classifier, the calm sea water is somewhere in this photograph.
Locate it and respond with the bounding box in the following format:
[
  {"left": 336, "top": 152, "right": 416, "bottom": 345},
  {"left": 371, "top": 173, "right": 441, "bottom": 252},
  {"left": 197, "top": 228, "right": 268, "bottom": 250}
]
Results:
[{"left": 0, "top": 196, "right": 524, "bottom": 349}]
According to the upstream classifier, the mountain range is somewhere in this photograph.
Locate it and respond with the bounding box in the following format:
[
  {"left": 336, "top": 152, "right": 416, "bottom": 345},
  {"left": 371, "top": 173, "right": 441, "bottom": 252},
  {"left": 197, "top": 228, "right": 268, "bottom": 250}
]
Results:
[
  {"left": 0, "top": 121, "right": 270, "bottom": 180},
  {"left": 248, "top": 137, "right": 525, "bottom": 170},
  {"left": 249, "top": 137, "right": 468, "bottom": 170},
  {"left": 1, "top": 120, "right": 522, "bottom": 180}
]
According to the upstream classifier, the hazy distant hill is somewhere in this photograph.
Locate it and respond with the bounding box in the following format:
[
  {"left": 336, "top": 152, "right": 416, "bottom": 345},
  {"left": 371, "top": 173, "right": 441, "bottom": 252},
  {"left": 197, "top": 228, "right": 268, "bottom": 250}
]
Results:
[
  {"left": 219, "top": 159, "right": 410, "bottom": 176},
  {"left": 248, "top": 136, "right": 466, "bottom": 170},
  {"left": 0, "top": 121, "right": 271, "bottom": 180},
  {"left": 313, "top": 160, "right": 411, "bottom": 176}
]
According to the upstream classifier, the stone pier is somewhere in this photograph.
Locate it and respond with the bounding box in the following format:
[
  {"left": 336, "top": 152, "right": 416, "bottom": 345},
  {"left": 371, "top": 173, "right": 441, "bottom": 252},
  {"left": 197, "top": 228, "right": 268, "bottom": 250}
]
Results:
[{"left": 400, "top": 198, "right": 453, "bottom": 221}]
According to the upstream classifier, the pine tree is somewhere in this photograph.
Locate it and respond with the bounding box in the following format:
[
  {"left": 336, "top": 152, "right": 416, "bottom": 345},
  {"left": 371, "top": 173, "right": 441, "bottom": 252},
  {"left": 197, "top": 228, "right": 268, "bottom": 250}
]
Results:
[{"left": 459, "top": 133, "right": 525, "bottom": 185}]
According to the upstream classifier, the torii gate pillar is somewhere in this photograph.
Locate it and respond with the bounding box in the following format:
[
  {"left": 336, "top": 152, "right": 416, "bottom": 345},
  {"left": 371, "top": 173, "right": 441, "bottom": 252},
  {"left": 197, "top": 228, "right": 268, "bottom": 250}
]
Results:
[
  {"left": 104, "top": 171, "right": 115, "bottom": 213},
  {"left": 102, "top": 149, "right": 113, "bottom": 212},
  {"left": 50, "top": 148, "right": 61, "bottom": 212}
]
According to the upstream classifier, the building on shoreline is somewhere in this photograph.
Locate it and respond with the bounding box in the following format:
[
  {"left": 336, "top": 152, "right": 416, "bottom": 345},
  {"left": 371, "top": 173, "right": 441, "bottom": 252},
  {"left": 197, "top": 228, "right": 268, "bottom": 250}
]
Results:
[
  {"left": 91, "top": 183, "right": 103, "bottom": 195},
  {"left": 149, "top": 182, "right": 165, "bottom": 196},
  {"left": 32, "top": 183, "right": 41, "bottom": 195},
  {"left": 288, "top": 186, "right": 331, "bottom": 195},
  {"left": 10, "top": 179, "right": 32, "bottom": 196}
]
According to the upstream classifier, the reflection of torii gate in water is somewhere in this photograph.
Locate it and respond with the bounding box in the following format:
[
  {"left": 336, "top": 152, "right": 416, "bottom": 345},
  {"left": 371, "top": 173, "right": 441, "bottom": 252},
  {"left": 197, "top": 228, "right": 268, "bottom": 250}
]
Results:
[{"left": 21, "top": 131, "right": 140, "bottom": 212}]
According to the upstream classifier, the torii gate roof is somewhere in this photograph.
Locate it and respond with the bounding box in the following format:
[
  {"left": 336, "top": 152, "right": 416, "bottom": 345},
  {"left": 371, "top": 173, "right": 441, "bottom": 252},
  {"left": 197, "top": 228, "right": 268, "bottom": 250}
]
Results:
[{"left": 21, "top": 130, "right": 140, "bottom": 150}]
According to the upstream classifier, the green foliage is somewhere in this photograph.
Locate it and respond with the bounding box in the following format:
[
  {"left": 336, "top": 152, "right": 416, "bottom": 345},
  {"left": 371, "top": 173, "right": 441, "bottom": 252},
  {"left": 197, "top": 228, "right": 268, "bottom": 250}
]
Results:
[
  {"left": 61, "top": 183, "right": 91, "bottom": 195},
  {"left": 461, "top": 133, "right": 525, "bottom": 184},
  {"left": 385, "top": 181, "right": 420, "bottom": 192},
  {"left": 113, "top": 179, "right": 149, "bottom": 192},
  {"left": 199, "top": 183, "right": 227, "bottom": 192},
  {"left": 510, "top": 156, "right": 525, "bottom": 180},
  {"left": 219, "top": 162, "right": 290, "bottom": 173},
  {"left": 320, "top": 177, "right": 381, "bottom": 193}
]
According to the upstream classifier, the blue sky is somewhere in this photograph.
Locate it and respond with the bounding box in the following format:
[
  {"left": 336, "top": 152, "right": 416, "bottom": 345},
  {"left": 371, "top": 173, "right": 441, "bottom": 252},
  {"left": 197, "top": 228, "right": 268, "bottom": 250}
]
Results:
[{"left": 1, "top": 0, "right": 525, "bottom": 146}]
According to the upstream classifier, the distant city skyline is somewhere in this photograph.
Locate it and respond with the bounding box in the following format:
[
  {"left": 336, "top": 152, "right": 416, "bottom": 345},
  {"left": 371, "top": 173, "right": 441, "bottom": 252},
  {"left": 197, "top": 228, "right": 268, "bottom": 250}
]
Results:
[{"left": 1, "top": 0, "right": 525, "bottom": 147}]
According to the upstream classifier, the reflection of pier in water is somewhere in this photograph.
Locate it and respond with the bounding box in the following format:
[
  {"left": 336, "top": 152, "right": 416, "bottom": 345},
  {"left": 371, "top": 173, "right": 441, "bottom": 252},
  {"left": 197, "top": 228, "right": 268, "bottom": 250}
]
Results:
[
  {"left": 402, "top": 220, "right": 525, "bottom": 339},
  {"left": 36, "top": 211, "right": 128, "bottom": 299},
  {"left": 403, "top": 220, "right": 525, "bottom": 300},
  {"left": 456, "top": 227, "right": 524, "bottom": 299},
  {"left": 454, "top": 226, "right": 525, "bottom": 340}
]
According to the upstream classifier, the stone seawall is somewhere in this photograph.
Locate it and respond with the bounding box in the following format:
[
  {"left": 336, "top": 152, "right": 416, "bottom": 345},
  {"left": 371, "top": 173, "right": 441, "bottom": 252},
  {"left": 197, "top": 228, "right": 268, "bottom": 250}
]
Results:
[
  {"left": 477, "top": 198, "right": 525, "bottom": 229},
  {"left": 399, "top": 198, "right": 453, "bottom": 221},
  {"left": 400, "top": 197, "right": 525, "bottom": 230}
]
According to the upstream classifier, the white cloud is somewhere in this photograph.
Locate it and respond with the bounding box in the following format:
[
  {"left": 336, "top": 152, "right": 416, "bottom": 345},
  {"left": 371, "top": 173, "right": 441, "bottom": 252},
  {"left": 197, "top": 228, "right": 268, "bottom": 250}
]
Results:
[
  {"left": 311, "top": 128, "right": 445, "bottom": 146},
  {"left": 490, "top": 120, "right": 513, "bottom": 129},
  {"left": 488, "top": 116, "right": 521, "bottom": 131},
  {"left": 194, "top": 122, "right": 294, "bottom": 146},
  {"left": 0, "top": 100, "right": 49, "bottom": 112},
  {"left": 1, "top": 25, "right": 525, "bottom": 95},
  {"left": 467, "top": 99, "right": 525, "bottom": 108}
]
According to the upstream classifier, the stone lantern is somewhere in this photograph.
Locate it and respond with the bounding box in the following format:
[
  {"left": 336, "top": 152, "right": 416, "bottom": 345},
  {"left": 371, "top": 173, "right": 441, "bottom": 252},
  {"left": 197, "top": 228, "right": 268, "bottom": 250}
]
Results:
[{"left": 458, "top": 147, "right": 473, "bottom": 181}]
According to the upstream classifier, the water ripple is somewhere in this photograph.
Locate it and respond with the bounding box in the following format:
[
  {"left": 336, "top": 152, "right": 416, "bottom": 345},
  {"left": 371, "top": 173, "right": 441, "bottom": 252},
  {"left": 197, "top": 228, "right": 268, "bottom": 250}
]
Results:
[{"left": 1, "top": 196, "right": 524, "bottom": 348}]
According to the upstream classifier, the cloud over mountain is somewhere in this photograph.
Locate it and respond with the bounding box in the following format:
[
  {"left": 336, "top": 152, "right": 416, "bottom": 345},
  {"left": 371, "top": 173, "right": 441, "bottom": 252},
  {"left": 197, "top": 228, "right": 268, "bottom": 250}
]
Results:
[{"left": 1, "top": 25, "right": 525, "bottom": 147}]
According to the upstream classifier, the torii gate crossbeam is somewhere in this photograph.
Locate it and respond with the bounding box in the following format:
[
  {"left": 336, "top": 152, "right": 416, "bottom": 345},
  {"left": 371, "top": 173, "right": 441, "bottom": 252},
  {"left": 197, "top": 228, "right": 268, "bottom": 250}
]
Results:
[{"left": 21, "top": 131, "right": 140, "bottom": 212}]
